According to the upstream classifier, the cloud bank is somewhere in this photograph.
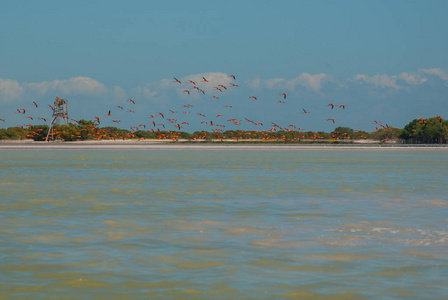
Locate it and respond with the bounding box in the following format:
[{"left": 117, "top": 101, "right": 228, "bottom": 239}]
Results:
[{"left": 1, "top": 69, "right": 447, "bottom": 105}]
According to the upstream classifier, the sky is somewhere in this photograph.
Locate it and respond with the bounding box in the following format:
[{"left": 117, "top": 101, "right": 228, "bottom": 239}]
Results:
[{"left": 1, "top": 0, "right": 447, "bottom": 133}]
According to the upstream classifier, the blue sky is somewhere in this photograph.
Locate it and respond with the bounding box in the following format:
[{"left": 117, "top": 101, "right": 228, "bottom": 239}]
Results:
[{"left": 1, "top": 0, "right": 447, "bottom": 133}]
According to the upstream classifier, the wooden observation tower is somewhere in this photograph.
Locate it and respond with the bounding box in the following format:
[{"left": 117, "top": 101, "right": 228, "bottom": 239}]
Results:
[{"left": 46, "top": 96, "right": 69, "bottom": 141}]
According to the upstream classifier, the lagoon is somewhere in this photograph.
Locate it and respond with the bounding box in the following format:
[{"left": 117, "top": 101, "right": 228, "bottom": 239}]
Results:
[{"left": 1, "top": 146, "right": 447, "bottom": 299}]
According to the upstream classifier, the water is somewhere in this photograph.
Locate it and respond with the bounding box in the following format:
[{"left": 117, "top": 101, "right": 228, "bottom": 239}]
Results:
[{"left": 1, "top": 147, "right": 448, "bottom": 299}]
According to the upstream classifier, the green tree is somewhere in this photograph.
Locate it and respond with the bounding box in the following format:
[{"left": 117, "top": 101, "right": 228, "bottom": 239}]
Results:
[{"left": 399, "top": 117, "right": 448, "bottom": 144}]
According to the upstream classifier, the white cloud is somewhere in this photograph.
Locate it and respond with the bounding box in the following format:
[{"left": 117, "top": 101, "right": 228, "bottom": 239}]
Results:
[
  {"left": 246, "top": 73, "right": 331, "bottom": 93},
  {"left": 285, "top": 73, "right": 329, "bottom": 92},
  {"left": 247, "top": 77, "right": 262, "bottom": 90},
  {"left": 265, "top": 78, "right": 285, "bottom": 89},
  {"left": 131, "top": 85, "right": 158, "bottom": 100},
  {"left": 353, "top": 69, "right": 448, "bottom": 90},
  {"left": 23, "top": 76, "right": 107, "bottom": 96},
  {"left": 397, "top": 72, "right": 427, "bottom": 85},
  {"left": 113, "top": 86, "right": 126, "bottom": 100},
  {"left": 0, "top": 78, "right": 24, "bottom": 101},
  {"left": 420, "top": 68, "right": 448, "bottom": 85},
  {"left": 355, "top": 74, "right": 401, "bottom": 90}
]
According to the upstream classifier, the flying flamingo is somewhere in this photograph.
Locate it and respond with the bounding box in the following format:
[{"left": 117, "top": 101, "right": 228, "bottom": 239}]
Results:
[
  {"left": 327, "top": 118, "right": 335, "bottom": 123},
  {"left": 280, "top": 93, "right": 287, "bottom": 99},
  {"left": 249, "top": 96, "right": 257, "bottom": 100},
  {"left": 327, "top": 103, "right": 335, "bottom": 109},
  {"left": 173, "top": 77, "right": 181, "bottom": 84}
]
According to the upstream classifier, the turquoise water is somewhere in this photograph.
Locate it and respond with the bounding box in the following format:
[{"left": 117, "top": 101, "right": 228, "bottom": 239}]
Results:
[{"left": 1, "top": 148, "right": 448, "bottom": 299}]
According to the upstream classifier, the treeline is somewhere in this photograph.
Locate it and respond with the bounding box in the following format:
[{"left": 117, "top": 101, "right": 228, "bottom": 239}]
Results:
[{"left": 1, "top": 117, "right": 447, "bottom": 144}]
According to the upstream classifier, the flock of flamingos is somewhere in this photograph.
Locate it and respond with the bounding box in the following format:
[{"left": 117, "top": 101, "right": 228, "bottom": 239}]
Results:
[{"left": 1, "top": 74, "right": 393, "bottom": 141}]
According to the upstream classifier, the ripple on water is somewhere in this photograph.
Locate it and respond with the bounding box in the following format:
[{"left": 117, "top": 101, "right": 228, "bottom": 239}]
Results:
[{"left": 1, "top": 149, "right": 448, "bottom": 299}]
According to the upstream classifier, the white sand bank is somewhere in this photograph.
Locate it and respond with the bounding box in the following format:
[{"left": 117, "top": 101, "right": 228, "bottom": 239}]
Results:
[{"left": 0, "top": 139, "right": 447, "bottom": 150}]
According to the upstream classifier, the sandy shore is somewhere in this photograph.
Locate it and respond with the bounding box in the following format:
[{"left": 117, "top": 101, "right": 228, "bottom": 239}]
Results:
[{"left": 0, "top": 139, "right": 447, "bottom": 150}]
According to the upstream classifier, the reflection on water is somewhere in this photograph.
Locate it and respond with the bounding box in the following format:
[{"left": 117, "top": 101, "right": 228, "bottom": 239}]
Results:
[{"left": 1, "top": 149, "right": 448, "bottom": 299}]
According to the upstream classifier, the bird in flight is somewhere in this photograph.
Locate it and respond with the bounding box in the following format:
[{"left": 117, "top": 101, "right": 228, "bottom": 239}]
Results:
[{"left": 280, "top": 93, "right": 287, "bottom": 100}]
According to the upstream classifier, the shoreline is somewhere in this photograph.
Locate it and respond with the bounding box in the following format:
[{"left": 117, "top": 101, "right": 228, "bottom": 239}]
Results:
[{"left": 1, "top": 139, "right": 447, "bottom": 150}]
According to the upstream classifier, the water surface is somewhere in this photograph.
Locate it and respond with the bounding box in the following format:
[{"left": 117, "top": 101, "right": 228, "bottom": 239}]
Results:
[{"left": 1, "top": 148, "right": 447, "bottom": 299}]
